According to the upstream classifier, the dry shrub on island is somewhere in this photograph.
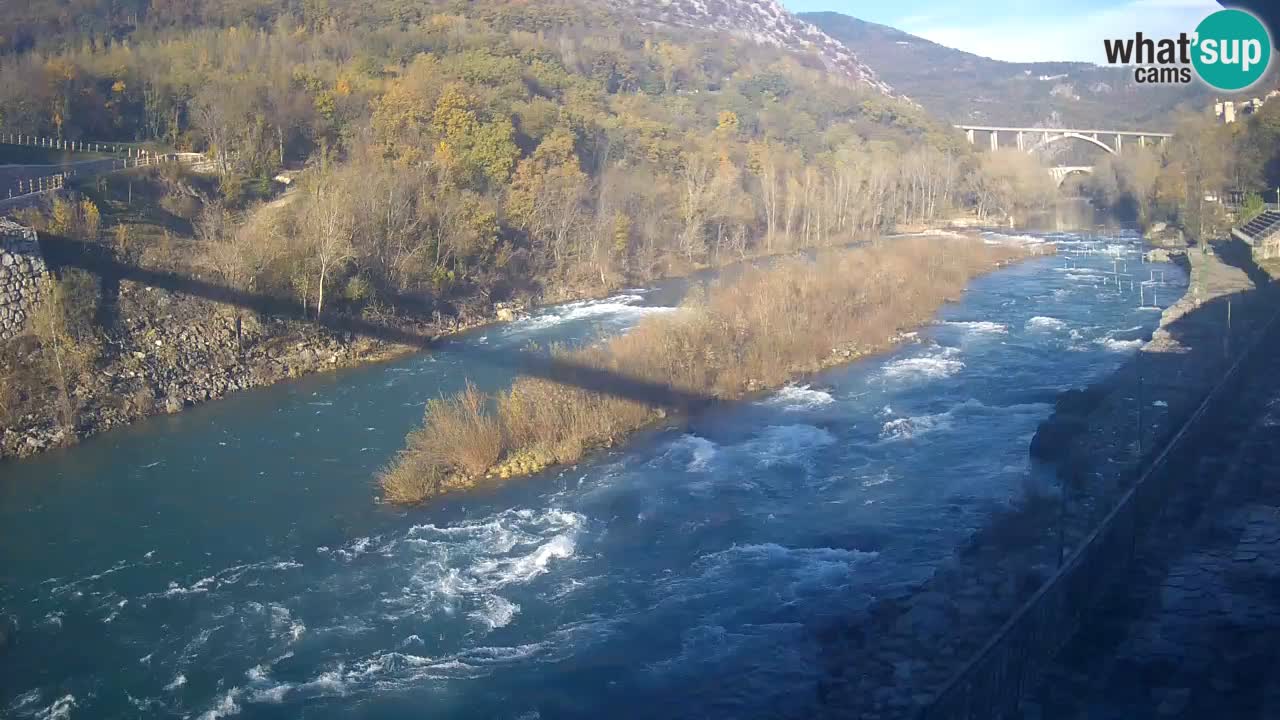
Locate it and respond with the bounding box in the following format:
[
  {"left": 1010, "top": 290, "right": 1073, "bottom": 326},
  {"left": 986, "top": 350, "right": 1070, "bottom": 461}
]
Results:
[{"left": 380, "top": 236, "right": 1038, "bottom": 503}]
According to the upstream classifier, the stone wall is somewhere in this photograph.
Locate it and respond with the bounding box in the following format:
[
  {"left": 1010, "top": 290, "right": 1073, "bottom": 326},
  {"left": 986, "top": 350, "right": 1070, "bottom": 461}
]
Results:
[{"left": 0, "top": 219, "right": 46, "bottom": 341}]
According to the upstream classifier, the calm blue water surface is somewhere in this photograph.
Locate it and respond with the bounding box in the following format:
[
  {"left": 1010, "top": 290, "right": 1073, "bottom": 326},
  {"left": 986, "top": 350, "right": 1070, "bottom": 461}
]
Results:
[{"left": 0, "top": 230, "right": 1186, "bottom": 720}]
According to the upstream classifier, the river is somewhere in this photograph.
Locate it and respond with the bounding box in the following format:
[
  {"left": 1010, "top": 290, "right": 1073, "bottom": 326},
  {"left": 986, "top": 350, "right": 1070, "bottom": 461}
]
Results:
[{"left": 0, "top": 228, "right": 1186, "bottom": 720}]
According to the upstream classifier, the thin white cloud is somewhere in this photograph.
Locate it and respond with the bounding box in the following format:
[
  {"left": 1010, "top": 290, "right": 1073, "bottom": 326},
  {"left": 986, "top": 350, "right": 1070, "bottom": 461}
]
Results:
[{"left": 903, "top": 0, "right": 1221, "bottom": 63}]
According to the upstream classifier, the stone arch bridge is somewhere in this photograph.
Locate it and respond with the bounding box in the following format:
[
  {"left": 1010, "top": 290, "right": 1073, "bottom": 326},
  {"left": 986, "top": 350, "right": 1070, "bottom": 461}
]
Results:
[{"left": 956, "top": 125, "right": 1174, "bottom": 186}]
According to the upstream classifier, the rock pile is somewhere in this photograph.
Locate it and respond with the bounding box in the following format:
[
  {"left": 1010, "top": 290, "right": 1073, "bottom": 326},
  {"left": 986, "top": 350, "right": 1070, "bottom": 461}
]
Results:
[{"left": 0, "top": 219, "right": 47, "bottom": 341}]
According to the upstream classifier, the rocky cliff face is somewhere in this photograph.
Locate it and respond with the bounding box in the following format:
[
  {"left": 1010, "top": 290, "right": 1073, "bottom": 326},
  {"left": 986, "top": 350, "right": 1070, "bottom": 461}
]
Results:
[
  {"left": 608, "top": 0, "right": 893, "bottom": 94},
  {"left": 0, "top": 219, "right": 46, "bottom": 341}
]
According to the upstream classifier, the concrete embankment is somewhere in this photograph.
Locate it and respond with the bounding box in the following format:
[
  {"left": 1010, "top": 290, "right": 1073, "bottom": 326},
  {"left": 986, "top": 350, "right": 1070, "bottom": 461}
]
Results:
[
  {"left": 815, "top": 241, "right": 1278, "bottom": 718},
  {"left": 1018, "top": 281, "right": 1280, "bottom": 720}
]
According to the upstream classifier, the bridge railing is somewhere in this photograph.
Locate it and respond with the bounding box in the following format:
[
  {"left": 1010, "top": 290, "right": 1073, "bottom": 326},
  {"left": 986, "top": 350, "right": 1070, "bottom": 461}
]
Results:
[{"left": 918, "top": 300, "right": 1280, "bottom": 720}]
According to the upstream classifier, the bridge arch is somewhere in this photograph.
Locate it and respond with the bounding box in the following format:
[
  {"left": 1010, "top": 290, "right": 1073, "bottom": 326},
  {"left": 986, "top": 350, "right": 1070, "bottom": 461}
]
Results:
[
  {"left": 1050, "top": 166, "right": 1094, "bottom": 187},
  {"left": 1031, "top": 132, "right": 1117, "bottom": 156}
]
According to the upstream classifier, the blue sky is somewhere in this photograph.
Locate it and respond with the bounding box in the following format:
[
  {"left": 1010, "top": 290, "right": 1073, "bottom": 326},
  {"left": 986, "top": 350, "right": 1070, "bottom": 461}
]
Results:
[{"left": 783, "top": 0, "right": 1223, "bottom": 63}]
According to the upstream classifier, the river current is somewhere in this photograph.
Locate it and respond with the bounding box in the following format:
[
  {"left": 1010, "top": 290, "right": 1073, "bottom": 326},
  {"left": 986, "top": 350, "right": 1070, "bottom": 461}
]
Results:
[{"left": 0, "top": 229, "right": 1186, "bottom": 720}]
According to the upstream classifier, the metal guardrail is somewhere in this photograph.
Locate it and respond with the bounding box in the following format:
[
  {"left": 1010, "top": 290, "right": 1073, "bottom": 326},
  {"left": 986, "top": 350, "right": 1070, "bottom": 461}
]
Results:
[
  {"left": 0, "top": 153, "right": 216, "bottom": 216},
  {"left": 918, "top": 301, "right": 1280, "bottom": 720},
  {"left": 0, "top": 132, "right": 153, "bottom": 156}
]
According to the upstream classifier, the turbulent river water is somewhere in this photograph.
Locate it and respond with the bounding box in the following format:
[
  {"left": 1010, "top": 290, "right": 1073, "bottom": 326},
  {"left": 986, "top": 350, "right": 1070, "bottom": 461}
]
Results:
[{"left": 0, "top": 228, "right": 1187, "bottom": 720}]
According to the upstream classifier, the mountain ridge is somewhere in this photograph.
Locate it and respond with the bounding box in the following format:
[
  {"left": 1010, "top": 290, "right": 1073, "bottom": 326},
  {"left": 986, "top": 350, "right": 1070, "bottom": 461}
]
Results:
[{"left": 801, "top": 10, "right": 1211, "bottom": 130}]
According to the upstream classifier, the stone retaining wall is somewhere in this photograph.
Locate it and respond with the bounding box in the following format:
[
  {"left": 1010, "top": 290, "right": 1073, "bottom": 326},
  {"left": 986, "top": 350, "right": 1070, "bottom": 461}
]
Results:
[{"left": 0, "top": 219, "right": 46, "bottom": 340}]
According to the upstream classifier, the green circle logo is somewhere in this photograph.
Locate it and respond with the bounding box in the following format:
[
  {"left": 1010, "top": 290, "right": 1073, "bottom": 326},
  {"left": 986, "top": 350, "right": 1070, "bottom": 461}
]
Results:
[{"left": 1192, "top": 9, "right": 1271, "bottom": 91}]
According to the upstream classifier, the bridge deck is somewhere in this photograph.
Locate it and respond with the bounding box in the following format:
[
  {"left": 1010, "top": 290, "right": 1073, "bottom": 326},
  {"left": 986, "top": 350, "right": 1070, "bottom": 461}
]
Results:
[{"left": 954, "top": 125, "right": 1173, "bottom": 137}]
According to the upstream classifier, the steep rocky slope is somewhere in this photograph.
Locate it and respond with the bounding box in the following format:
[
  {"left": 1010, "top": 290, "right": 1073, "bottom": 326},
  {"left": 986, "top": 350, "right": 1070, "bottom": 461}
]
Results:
[{"left": 610, "top": 0, "right": 894, "bottom": 94}]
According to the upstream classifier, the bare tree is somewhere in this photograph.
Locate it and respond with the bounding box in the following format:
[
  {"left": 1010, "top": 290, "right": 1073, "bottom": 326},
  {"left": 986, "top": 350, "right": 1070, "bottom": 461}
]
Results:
[{"left": 297, "top": 175, "right": 356, "bottom": 317}]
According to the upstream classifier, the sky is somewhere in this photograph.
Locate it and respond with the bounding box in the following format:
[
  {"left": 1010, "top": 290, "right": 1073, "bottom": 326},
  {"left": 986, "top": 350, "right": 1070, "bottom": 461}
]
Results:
[{"left": 783, "top": 0, "right": 1224, "bottom": 64}]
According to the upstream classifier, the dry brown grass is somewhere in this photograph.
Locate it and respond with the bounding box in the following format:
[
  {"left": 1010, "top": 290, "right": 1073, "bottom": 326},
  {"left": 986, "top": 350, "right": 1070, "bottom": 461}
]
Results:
[{"left": 381, "top": 236, "right": 1036, "bottom": 503}]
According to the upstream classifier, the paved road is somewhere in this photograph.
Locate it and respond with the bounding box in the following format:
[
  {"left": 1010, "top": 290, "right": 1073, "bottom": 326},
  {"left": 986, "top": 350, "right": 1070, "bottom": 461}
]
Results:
[{"left": 0, "top": 157, "right": 121, "bottom": 197}]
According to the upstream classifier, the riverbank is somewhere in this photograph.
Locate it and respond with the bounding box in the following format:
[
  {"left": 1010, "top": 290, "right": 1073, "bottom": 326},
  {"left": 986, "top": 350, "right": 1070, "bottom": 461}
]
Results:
[
  {"left": 380, "top": 236, "right": 1042, "bottom": 503},
  {"left": 816, "top": 240, "right": 1278, "bottom": 717},
  {"left": 0, "top": 224, "right": 896, "bottom": 463},
  {"left": 0, "top": 283, "right": 405, "bottom": 459}
]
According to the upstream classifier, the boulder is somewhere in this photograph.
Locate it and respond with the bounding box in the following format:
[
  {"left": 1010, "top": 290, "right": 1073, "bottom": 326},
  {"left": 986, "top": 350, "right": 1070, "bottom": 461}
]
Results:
[
  {"left": 1029, "top": 386, "right": 1111, "bottom": 462},
  {"left": 493, "top": 301, "right": 529, "bottom": 323}
]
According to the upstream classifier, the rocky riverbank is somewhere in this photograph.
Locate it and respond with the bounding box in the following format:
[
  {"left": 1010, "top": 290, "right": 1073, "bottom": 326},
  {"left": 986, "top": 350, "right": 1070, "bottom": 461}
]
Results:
[
  {"left": 0, "top": 278, "right": 536, "bottom": 460},
  {"left": 816, "top": 241, "right": 1278, "bottom": 718}
]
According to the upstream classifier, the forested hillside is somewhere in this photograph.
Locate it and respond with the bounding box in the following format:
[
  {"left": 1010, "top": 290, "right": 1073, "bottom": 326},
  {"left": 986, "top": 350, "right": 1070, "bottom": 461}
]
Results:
[{"left": 0, "top": 0, "right": 1056, "bottom": 308}]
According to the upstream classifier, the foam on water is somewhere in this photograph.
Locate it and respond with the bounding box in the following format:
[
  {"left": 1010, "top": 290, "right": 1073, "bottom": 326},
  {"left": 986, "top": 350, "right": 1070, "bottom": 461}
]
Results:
[
  {"left": 268, "top": 604, "right": 305, "bottom": 643},
  {"left": 470, "top": 595, "right": 520, "bottom": 631},
  {"left": 1065, "top": 271, "right": 1105, "bottom": 283},
  {"left": 237, "top": 641, "right": 563, "bottom": 701},
  {"left": 941, "top": 320, "right": 1007, "bottom": 334},
  {"left": 1096, "top": 337, "right": 1144, "bottom": 352},
  {"left": 877, "top": 398, "right": 1049, "bottom": 443},
  {"left": 666, "top": 434, "right": 720, "bottom": 472},
  {"left": 505, "top": 293, "right": 677, "bottom": 335},
  {"left": 1026, "top": 316, "right": 1067, "bottom": 332},
  {"left": 380, "top": 508, "right": 585, "bottom": 624},
  {"left": 761, "top": 385, "right": 837, "bottom": 411},
  {"left": 734, "top": 425, "right": 836, "bottom": 468},
  {"left": 879, "top": 412, "right": 950, "bottom": 442},
  {"left": 7, "top": 690, "right": 42, "bottom": 715},
  {"left": 33, "top": 694, "right": 76, "bottom": 720},
  {"left": 982, "top": 231, "right": 1047, "bottom": 246},
  {"left": 197, "top": 688, "right": 241, "bottom": 720},
  {"left": 163, "top": 673, "right": 187, "bottom": 691},
  {"left": 861, "top": 470, "right": 896, "bottom": 487},
  {"left": 882, "top": 346, "right": 964, "bottom": 381},
  {"left": 248, "top": 683, "right": 292, "bottom": 704},
  {"left": 146, "top": 559, "right": 304, "bottom": 600}
]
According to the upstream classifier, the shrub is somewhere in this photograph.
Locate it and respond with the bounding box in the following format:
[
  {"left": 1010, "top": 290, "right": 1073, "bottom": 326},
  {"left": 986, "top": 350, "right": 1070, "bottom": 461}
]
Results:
[{"left": 79, "top": 198, "right": 101, "bottom": 241}]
